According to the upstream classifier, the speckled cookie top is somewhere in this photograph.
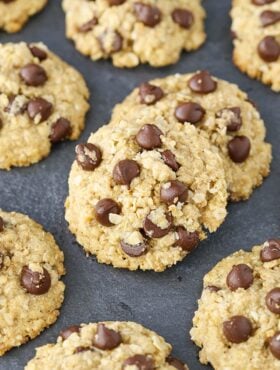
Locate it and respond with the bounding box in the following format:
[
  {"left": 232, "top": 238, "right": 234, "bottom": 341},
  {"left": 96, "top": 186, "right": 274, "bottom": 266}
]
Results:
[
  {"left": 0, "top": 42, "right": 89, "bottom": 169},
  {"left": 0, "top": 210, "right": 65, "bottom": 356},
  {"left": 112, "top": 71, "right": 272, "bottom": 201},
  {"left": 25, "top": 321, "right": 188, "bottom": 370},
  {"left": 65, "top": 116, "right": 228, "bottom": 272},
  {"left": 0, "top": 0, "right": 48, "bottom": 33},
  {"left": 231, "top": 0, "right": 280, "bottom": 91},
  {"left": 191, "top": 240, "right": 280, "bottom": 370},
  {"left": 62, "top": 0, "right": 206, "bottom": 68}
]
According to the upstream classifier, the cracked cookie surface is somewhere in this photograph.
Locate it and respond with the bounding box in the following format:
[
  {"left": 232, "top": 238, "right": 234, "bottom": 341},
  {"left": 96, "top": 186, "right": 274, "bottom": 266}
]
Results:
[
  {"left": 0, "top": 42, "right": 89, "bottom": 170},
  {"left": 25, "top": 321, "right": 188, "bottom": 370},
  {"left": 0, "top": 210, "right": 65, "bottom": 356},
  {"left": 62, "top": 0, "right": 206, "bottom": 68},
  {"left": 191, "top": 240, "right": 280, "bottom": 370},
  {"left": 111, "top": 71, "right": 272, "bottom": 201}
]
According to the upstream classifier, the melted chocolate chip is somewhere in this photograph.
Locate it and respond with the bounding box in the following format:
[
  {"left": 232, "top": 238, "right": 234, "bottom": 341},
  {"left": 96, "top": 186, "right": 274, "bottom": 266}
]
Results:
[
  {"left": 20, "top": 266, "right": 51, "bottom": 295},
  {"left": 258, "top": 36, "right": 280, "bottom": 62},
  {"left": 29, "top": 45, "right": 48, "bottom": 61},
  {"left": 123, "top": 354, "right": 154, "bottom": 369},
  {"left": 166, "top": 356, "right": 187, "bottom": 370},
  {"left": 223, "top": 316, "right": 253, "bottom": 343},
  {"left": 75, "top": 143, "right": 102, "bottom": 171},
  {"left": 174, "top": 226, "right": 199, "bottom": 252},
  {"left": 113, "top": 160, "right": 140, "bottom": 186},
  {"left": 95, "top": 199, "right": 121, "bottom": 226},
  {"left": 79, "top": 17, "right": 98, "bottom": 32},
  {"left": 139, "top": 83, "right": 164, "bottom": 105},
  {"left": 227, "top": 136, "right": 251, "bottom": 163},
  {"left": 161, "top": 150, "right": 180, "bottom": 172},
  {"left": 60, "top": 325, "right": 80, "bottom": 340},
  {"left": 134, "top": 2, "right": 161, "bottom": 27},
  {"left": 252, "top": 0, "right": 275, "bottom": 5},
  {"left": 27, "top": 98, "right": 53, "bottom": 123},
  {"left": 260, "top": 10, "right": 280, "bottom": 27},
  {"left": 260, "top": 239, "right": 280, "bottom": 262},
  {"left": 121, "top": 239, "right": 148, "bottom": 257},
  {"left": 216, "top": 107, "right": 242, "bottom": 132},
  {"left": 49, "top": 118, "right": 72, "bottom": 143},
  {"left": 266, "top": 288, "right": 280, "bottom": 314},
  {"left": 172, "top": 8, "right": 194, "bottom": 29},
  {"left": 143, "top": 211, "right": 173, "bottom": 238},
  {"left": 93, "top": 323, "right": 122, "bottom": 350},
  {"left": 20, "top": 64, "right": 47, "bottom": 86},
  {"left": 160, "top": 180, "right": 188, "bottom": 205},
  {"left": 175, "top": 102, "right": 205, "bottom": 124},
  {"left": 226, "top": 264, "right": 254, "bottom": 291},
  {"left": 188, "top": 71, "right": 217, "bottom": 94},
  {"left": 269, "top": 332, "right": 280, "bottom": 360},
  {"left": 136, "top": 124, "right": 163, "bottom": 150}
]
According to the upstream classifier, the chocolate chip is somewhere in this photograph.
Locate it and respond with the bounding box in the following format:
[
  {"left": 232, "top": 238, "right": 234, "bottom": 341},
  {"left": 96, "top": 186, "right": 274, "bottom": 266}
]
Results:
[
  {"left": 5, "top": 95, "right": 27, "bottom": 115},
  {"left": 260, "top": 10, "right": 280, "bottom": 27},
  {"left": 252, "top": 0, "right": 275, "bottom": 5},
  {"left": 0, "top": 216, "right": 4, "bottom": 232},
  {"left": 0, "top": 252, "right": 4, "bottom": 269},
  {"left": 161, "top": 150, "right": 180, "bottom": 172},
  {"left": 266, "top": 288, "right": 280, "bottom": 314},
  {"left": 95, "top": 198, "right": 121, "bottom": 226},
  {"left": 269, "top": 332, "right": 280, "bottom": 360},
  {"left": 49, "top": 118, "right": 72, "bottom": 143},
  {"left": 108, "top": 0, "right": 126, "bottom": 5},
  {"left": 258, "top": 36, "right": 280, "bottom": 62},
  {"left": 93, "top": 323, "right": 122, "bottom": 350},
  {"left": 29, "top": 45, "right": 47, "bottom": 61},
  {"left": 27, "top": 98, "right": 53, "bottom": 123},
  {"left": 144, "top": 211, "right": 173, "bottom": 238},
  {"left": 0, "top": 118, "right": 2, "bottom": 129},
  {"left": 223, "top": 316, "right": 253, "bottom": 343},
  {"left": 123, "top": 354, "right": 154, "bottom": 369},
  {"left": 20, "top": 266, "right": 51, "bottom": 295},
  {"left": 79, "top": 17, "right": 98, "bottom": 32},
  {"left": 113, "top": 160, "right": 140, "bottom": 186},
  {"left": 121, "top": 239, "right": 147, "bottom": 257},
  {"left": 172, "top": 8, "right": 194, "bottom": 29},
  {"left": 216, "top": 107, "right": 242, "bottom": 132},
  {"left": 175, "top": 102, "right": 205, "bottom": 124},
  {"left": 75, "top": 143, "right": 102, "bottom": 171},
  {"left": 139, "top": 83, "right": 164, "bottom": 105},
  {"left": 20, "top": 63, "right": 47, "bottom": 86},
  {"left": 174, "top": 226, "right": 199, "bottom": 251},
  {"left": 134, "top": 3, "right": 161, "bottom": 27},
  {"left": 231, "top": 30, "right": 237, "bottom": 39},
  {"left": 206, "top": 285, "right": 221, "bottom": 292},
  {"left": 136, "top": 124, "right": 163, "bottom": 150},
  {"left": 226, "top": 264, "right": 254, "bottom": 291},
  {"left": 166, "top": 356, "right": 187, "bottom": 370},
  {"left": 160, "top": 180, "right": 188, "bottom": 205},
  {"left": 99, "top": 31, "right": 123, "bottom": 53},
  {"left": 60, "top": 325, "right": 80, "bottom": 340},
  {"left": 227, "top": 136, "right": 251, "bottom": 163},
  {"left": 188, "top": 71, "right": 217, "bottom": 94},
  {"left": 74, "top": 346, "right": 92, "bottom": 353},
  {"left": 260, "top": 239, "right": 280, "bottom": 262}
]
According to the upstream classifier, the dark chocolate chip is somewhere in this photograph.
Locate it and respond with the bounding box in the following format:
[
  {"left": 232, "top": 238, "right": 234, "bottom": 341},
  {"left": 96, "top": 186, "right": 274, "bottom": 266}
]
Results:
[
  {"left": 20, "top": 63, "right": 47, "bottom": 86},
  {"left": 79, "top": 17, "right": 98, "bottom": 32},
  {"left": 74, "top": 346, "right": 92, "bottom": 353},
  {"left": 175, "top": 102, "right": 205, "bottom": 124},
  {"left": 95, "top": 198, "right": 121, "bottom": 226},
  {"left": 226, "top": 264, "right": 254, "bottom": 291},
  {"left": 136, "top": 124, "right": 163, "bottom": 150},
  {"left": 258, "top": 36, "right": 280, "bottom": 62},
  {"left": 223, "top": 316, "right": 253, "bottom": 343},
  {"left": 123, "top": 354, "right": 154, "bottom": 369},
  {"left": 266, "top": 288, "right": 280, "bottom": 314},
  {"left": 20, "top": 266, "right": 51, "bottom": 295},
  {"left": 29, "top": 45, "right": 48, "bottom": 61},
  {"left": 134, "top": 2, "right": 161, "bottom": 27},
  {"left": 139, "top": 83, "right": 164, "bottom": 105},
  {"left": 174, "top": 226, "right": 199, "bottom": 252},
  {"left": 60, "top": 325, "right": 80, "bottom": 340},
  {"left": 269, "top": 332, "right": 280, "bottom": 360},
  {"left": 49, "top": 118, "right": 71, "bottom": 143},
  {"left": 0, "top": 252, "right": 4, "bottom": 269},
  {"left": 161, "top": 150, "right": 180, "bottom": 172},
  {"left": 93, "top": 323, "right": 122, "bottom": 350},
  {"left": 252, "top": 0, "right": 275, "bottom": 5},
  {"left": 166, "top": 356, "right": 187, "bottom": 370},
  {"left": 227, "top": 136, "right": 251, "bottom": 163},
  {"left": 260, "top": 239, "right": 280, "bottom": 262},
  {"left": 216, "top": 107, "right": 242, "bottom": 132},
  {"left": 260, "top": 10, "right": 280, "bottom": 27},
  {"left": 113, "top": 159, "right": 140, "bottom": 186},
  {"left": 160, "top": 180, "right": 188, "bottom": 205},
  {"left": 188, "top": 71, "right": 217, "bottom": 94},
  {"left": 0, "top": 216, "right": 4, "bottom": 232},
  {"left": 121, "top": 239, "right": 147, "bottom": 257},
  {"left": 99, "top": 31, "right": 123, "bottom": 53},
  {"left": 172, "top": 8, "right": 194, "bottom": 29},
  {"left": 143, "top": 211, "right": 173, "bottom": 238},
  {"left": 75, "top": 143, "right": 102, "bottom": 171},
  {"left": 27, "top": 98, "right": 53, "bottom": 123}
]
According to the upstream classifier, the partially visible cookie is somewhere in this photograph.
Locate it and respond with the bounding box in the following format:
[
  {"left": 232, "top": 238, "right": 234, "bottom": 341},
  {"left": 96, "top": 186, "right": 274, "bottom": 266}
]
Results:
[
  {"left": 111, "top": 71, "right": 272, "bottom": 201},
  {"left": 191, "top": 240, "right": 280, "bottom": 370},
  {"left": 231, "top": 0, "right": 280, "bottom": 92},
  {"left": 0, "top": 0, "right": 48, "bottom": 33},
  {"left": 25, "top": 321, "right": 188, "bottom": 369},
  {"left": 65, "top": 119, "right": 228, "bottom": 272},
  {"left": 0, "top": 42, "right": 90, "bottom": 170},
  {"left": 62, "top": 0, "right": 206, "bottom": 68},
  {"left": 0, "top": 210, "right": 65, "bottom": 356}
]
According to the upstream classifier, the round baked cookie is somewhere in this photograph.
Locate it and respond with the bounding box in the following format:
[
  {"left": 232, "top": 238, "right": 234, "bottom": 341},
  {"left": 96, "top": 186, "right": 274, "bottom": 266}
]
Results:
[
  {"left": 0, "top": 42, "right": 89, "bottom": 170},
  {"left": 62, "top": 0, "right": 206, "bottom": 68},
  {"left": 231, "top": 0, "right": 280, "bottom": 92},
  {"left": 65, "top": 117, "right": 228, "bottom": 272},
  {"left": 25, "top": 321, "right": 189, "bottom": 370},
  {"left": 111, "top": 71, "right": 272, "bottom": 201},
  {"left": 0, "top": 0, "right": 48, "bottom": 33},
  {"left": 191, "top": 240, "right": 280, "bottom": 370},
  {"left": 0, "top": 210, "right": 65, "bottom": 356}
]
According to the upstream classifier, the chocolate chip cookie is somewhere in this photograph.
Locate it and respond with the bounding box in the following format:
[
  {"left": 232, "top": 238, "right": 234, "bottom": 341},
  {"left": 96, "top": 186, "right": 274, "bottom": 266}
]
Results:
[
  {"left": 0, "top": 42, "right": 89, "bottom": 170},
  {"left": 111, "top": 71, "right": 272, "bottom": 201},
  {"left": 0, "top": 210, "right": 65, "bottom": 356},
  {"left": 231, "top": 0, "right": 280, "bottom": 92},
  {"left": 0, "top": 0, "right": 48, "bottom": 33},
  {"left": 62, "top": 0, "right": 206, "bottom": 68},
  {"left": 25, "top": 321, "right": 188, "bottom": 369},
  {"left": 191, "top": 240, "right": 280, "bottom": 370},
  {"left": 65, "top": 117, "right": 228, "bottom": 272}
]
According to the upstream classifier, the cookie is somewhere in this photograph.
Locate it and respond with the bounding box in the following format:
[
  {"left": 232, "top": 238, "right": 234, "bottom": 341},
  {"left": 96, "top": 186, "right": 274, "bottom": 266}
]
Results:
[
  {"left": 111, "top": 71, "right": 272, "bottom": 201},
  {"left": 65, "top": 116, "right": 228, "bottom": 272},
  {"left": 0, "top": 42, "right": 89, "bottom": 170},
  {"left": 231, "top": 0, "right": 280, "bottom": 92},
  {"left": 62, "top": 0, "right": 206, "bottom": 68},
  {"left": 0, "top": 210, "right": 65, "bottom": 356},
  {"left": 0, "top": 0, "right": 48, "bottom": 33},
  {"left": 25, "top": 321, "right": 188, "bottom": 369},
  {"left": 191, "top": 240, "right": 280, "bottom": 370}
]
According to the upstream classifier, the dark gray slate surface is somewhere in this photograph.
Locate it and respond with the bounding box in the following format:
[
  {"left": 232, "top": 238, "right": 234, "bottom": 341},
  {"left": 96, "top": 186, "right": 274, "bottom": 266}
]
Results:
[{"left": 0, "top": 0, "right": 279, "bottom": 369}]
